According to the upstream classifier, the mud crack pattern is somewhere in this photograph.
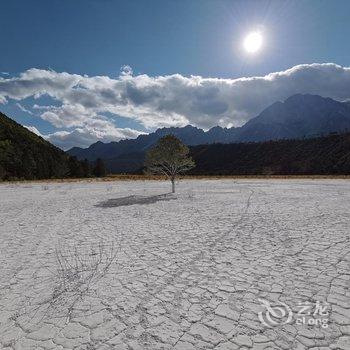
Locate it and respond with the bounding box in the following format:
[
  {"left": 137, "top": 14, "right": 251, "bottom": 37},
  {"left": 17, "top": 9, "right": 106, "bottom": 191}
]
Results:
[{"left": 0, "top": 179, "right": 349, "bottom": 349}]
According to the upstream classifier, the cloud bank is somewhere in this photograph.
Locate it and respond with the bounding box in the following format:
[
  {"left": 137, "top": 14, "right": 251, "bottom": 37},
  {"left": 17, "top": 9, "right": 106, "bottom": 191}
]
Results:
[{"left": 1, "top": 63, "right": 350, "bottom": 149}]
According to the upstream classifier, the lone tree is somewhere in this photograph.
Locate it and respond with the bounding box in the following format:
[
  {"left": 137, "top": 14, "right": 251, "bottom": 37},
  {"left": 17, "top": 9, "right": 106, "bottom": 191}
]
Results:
[{"left": 145, "top": 135, "right": 195, "bottom": 193}]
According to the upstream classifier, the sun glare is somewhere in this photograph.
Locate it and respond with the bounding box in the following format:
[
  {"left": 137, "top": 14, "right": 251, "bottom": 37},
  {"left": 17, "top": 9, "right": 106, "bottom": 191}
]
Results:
[{"left": 243, "top": 31, "right": 263, "bottom": 53}]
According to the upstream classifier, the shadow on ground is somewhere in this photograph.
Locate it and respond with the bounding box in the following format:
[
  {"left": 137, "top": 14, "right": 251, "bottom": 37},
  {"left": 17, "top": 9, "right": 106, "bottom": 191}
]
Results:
[{"left": 96, "top": 193, "right": 176, "bottom": 208}]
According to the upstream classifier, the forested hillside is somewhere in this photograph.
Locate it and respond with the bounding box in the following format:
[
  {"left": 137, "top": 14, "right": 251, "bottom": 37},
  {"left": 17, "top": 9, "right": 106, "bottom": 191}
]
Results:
[
  {"left": 97, "top": 132, "right": 350, "bottom": 175},
  {"left": 0, "top": 112, "right": 89, "bottom": 180},
  {"left": 190, "top": 132, "right": 350, "bottom": 175}
]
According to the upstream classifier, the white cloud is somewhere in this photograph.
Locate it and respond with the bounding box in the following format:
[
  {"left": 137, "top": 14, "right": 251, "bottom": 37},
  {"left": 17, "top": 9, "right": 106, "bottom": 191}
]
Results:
[
  {"left": 0, "top": 95, "right": 7, "bottom": 104},
  {"left": 45, "top": 125, "right": 144, "bottom": 150},
  {"left": 16, "top": 102, "right": 34, "bottom": 115},
  {"left": 120, "top": 65, "right": 133, "bottom": 77},
  {"left": 40, "top": 104, "right": 92, "bottom": 128},
  {"left": 23, "top": 125, "right": 43, "bottom": 137},
  {"left": 23, "top": 113, "right": 144, "bottom": 150},
  {"left": 2, "top": 63, "right": 350, "bottom": 148}
]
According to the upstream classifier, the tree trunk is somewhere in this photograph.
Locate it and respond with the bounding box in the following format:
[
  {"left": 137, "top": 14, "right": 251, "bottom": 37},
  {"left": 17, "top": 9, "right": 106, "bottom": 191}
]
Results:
[{"left": 171, "top": 178, "right": 175, "bottom": 193}]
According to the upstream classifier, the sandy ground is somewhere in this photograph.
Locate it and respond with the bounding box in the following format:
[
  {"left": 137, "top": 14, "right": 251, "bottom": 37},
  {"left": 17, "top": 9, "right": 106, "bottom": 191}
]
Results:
[{"left": 0, "top": 179, "right": 349, "bottom": 350}]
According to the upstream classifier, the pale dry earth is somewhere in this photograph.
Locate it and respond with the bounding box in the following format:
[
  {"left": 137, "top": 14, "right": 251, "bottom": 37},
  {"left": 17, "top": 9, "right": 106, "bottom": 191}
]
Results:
[{"left": 0, "top": 179, "right": 349, "bottom": 350}]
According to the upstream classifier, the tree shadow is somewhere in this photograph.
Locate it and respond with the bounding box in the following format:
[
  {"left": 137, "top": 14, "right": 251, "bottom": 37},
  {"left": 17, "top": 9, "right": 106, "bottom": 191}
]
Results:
[{"left": 96, "top": 193, "right": 176, "bottom": 208}]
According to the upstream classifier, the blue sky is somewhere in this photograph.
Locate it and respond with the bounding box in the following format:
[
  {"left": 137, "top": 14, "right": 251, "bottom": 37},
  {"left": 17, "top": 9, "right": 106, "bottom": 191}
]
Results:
[{"left": 1, "top": 0, "right": 350, "bottom": 149}]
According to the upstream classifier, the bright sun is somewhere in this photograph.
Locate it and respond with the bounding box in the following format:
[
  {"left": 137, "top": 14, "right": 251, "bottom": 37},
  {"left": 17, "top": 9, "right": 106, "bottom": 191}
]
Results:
[{"left": 243, "top": 31, "right": 263, "bottom": 53}]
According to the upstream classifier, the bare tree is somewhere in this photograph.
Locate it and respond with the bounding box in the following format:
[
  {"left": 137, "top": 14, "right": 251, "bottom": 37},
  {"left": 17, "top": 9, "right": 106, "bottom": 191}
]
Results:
[{"left": 145, "top": 135, "right": 195, "bottom": 193}]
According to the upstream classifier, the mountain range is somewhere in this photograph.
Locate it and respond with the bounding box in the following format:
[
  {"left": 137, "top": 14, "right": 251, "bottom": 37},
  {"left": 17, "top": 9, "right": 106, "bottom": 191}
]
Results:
[
  {"left": 68, "top": 94, "right": 350, "bottom": 163},
  {"left": 1, "top": 92, "right": 350, "bottom": 178}
]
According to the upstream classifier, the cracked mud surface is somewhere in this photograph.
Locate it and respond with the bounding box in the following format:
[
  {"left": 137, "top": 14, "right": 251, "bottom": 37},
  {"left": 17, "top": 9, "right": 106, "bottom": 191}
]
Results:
[{"left": 0, "top": 179, "right": 349, "bottom": 349}]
